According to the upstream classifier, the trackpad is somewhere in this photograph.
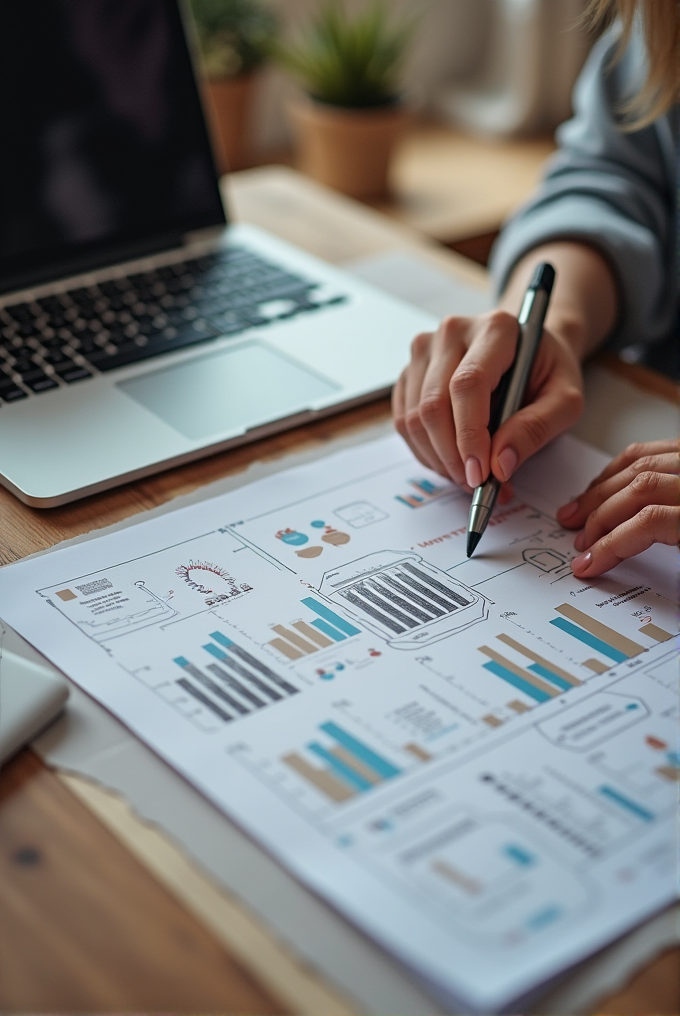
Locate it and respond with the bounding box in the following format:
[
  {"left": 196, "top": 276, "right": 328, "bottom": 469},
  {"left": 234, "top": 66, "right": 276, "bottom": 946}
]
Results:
[{"left": 118, "top": 342, "right": 340, "bottom": 440}]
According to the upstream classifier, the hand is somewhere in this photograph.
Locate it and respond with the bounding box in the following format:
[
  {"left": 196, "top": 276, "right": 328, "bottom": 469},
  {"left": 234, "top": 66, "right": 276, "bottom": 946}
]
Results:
[
  {"left": 392, "top": 310, "right": 584, "bottom": 495},
  {"left": 556, "top": 440, "right": 680, "bottom": 577}
]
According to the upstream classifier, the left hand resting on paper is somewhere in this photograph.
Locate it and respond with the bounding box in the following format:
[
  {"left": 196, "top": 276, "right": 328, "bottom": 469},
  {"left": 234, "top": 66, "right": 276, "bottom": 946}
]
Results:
[{"left": 556, "top": 440, "right": 680, "bottom": 577}]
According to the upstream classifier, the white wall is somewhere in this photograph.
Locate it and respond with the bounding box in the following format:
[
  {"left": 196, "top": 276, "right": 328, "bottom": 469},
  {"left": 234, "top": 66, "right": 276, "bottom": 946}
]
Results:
[{"left": 250, "top": 0, "right": 591, "bottom": 151}]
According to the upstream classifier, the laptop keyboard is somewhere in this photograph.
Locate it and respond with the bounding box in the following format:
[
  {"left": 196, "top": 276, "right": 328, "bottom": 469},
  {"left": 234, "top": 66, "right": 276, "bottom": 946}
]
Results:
[{"left": 0, "top": 246, "right": 347, "bottom": 404}]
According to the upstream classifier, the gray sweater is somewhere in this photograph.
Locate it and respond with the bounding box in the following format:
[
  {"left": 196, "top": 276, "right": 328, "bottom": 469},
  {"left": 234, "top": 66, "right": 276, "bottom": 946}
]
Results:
[{"left": 490, "top": 26, "right": 678, "bottom": 350}]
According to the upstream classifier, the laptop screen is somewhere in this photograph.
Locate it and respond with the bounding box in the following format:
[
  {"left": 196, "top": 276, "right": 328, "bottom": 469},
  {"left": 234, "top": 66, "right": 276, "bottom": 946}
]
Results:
[{"left": 0, "top": 0, "right": 226, "bottom": 294}]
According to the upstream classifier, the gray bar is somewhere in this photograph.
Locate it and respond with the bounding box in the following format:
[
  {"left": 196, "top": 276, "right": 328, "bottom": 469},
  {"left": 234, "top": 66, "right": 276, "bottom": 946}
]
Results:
[
  {"left": 341, "top": 588, "right": 405, "bottom": 634},
  {"left": 177, "top": 678, "right": 232, "bottom": 722},
  {"left": 227, "top": 643, "right": 298, "bottom": 695},
  {"left": 356, "top": 581, "right": 417, "bottom": 628},
  {"left": 403, "top": 562, "right": 470, "bottom": 606},
  {"left": 179, "top": 660, "right": 249, "bottom": 715},
  {"left": 215, "top": 654, "right": 282, "bottom": 702},
  {"left": 395, "top": 570, "right": 458, "bottom": 611},
  {"left": 207, "top": 663, "right": 265, "bottom": 709},
  {"left": 381, "top": 573, "right": 445, "bottom": 616},
  {"left": 367, "top": 578, "right": 433, "bottom": 623}
]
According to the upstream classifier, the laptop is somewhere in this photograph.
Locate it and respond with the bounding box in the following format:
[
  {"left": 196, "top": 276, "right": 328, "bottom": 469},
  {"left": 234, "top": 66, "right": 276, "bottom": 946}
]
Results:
[{"left": 0, "top": 0, "right": 434, "bottom": 508}]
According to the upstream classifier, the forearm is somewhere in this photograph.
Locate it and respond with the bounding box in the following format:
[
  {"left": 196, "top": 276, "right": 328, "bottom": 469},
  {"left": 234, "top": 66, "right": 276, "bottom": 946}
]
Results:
[{"left": 498, "top": 241, "right": 618, "bottom": 360}]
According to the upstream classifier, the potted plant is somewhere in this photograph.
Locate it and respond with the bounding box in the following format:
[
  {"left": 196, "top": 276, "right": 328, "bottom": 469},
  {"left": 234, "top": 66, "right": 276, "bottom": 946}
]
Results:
[
  {"left": 275, "top": 1, "right": 414, "bottom": 199},
  {"left": 190, "top": 0, "right": 276, "bottom": 172}
]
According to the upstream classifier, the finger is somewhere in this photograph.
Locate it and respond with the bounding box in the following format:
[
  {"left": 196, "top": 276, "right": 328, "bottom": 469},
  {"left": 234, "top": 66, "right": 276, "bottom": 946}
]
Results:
[
  {"left": 402, "top": 333, "right": 450, "bottom": 477},
  {"left": 498, "top": 482, "right": 515, "bottom": 505},
  {"left": 571, "top": 504, "right": 680, "bottom": 577},
  {"left": 489, "top": 377, "right": 584, "bottom": 482},
  {"left": 557, "top": 450, "right": 680, "bottom": 529},
  {"left": 585, "top": 440, "right": 680, "bottom": 489},
  {"left": 576, "top": 472, "right": 680, "bottom": 551},
  {"left": 450, "top": 310, "right": 520, "bottom": 484},
  {"left": 418, "top": 327, "right": 468, "bottom": 485}
]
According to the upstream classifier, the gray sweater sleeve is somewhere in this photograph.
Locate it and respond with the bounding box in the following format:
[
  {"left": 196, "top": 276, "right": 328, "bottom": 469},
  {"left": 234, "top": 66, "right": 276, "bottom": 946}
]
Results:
[{"left": 489, "top": 27, "right": 677, "bottom": 350}]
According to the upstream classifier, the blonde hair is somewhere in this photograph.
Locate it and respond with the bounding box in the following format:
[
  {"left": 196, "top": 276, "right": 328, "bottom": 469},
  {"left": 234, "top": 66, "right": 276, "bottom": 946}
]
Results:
[{"left": 587, "top": 0, "right": 679, "bottom": 126}]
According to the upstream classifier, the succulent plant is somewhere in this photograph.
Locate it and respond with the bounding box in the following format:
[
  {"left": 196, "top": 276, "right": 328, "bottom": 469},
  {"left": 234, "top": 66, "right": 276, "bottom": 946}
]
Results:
[{"left": 274, "top": 1, "right": 413, "bottom": 108}]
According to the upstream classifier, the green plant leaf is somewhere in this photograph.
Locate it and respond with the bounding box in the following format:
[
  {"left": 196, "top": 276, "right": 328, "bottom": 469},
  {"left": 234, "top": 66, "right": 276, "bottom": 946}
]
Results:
[{"left": 272, "top": 0, "right": 417, "bottom": 108}]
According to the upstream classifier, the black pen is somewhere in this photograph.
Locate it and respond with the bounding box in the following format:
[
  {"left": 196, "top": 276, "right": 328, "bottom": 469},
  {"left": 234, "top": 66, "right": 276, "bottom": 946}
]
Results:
[{"left": 466, "top": 262, "right": 556, "bottom": 557}]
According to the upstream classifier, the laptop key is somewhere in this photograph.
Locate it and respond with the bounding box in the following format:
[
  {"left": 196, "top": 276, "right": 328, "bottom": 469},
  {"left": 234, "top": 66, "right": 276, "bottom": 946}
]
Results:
[
  {"left": 0, "top": 381, "right": 28, "bottom": 402},
  {"left": 87, "top": 320, "right": 220, "bottom": 372},
  {"left": 54, "top": 363, "right": 92, "bottom": 383},
  {"left": 21, "top": 370, "right": 59, "bottom": 392}
]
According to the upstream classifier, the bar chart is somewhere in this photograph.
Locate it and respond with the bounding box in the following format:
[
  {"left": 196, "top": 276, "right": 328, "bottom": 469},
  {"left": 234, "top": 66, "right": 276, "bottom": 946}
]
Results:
[
  {"left": 172, "top": 629, "right": 298, "bottom": 724},
  {"left": 478, "top": 631, "right": 583, "bottom": 709},
  {"left": 282, "top": 721, "right": 424, "bottom": 804},
  {"left": 551, "top": 603, "right": 673, "bottom": 666},
  {"left": 395, "top": 477, "right": 448, "bottom": 508},
  {"left": 321, "top": 551, "right": 486, "bottom": 648},
  {"left": 267, "top": 597, "right": 361, "bottom": 661}
]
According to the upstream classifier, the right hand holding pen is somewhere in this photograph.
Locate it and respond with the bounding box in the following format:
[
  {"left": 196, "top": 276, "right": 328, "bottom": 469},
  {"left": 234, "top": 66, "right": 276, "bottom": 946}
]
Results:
[{"left": 392, "top": 310, "right": 584, "bottom": 495}]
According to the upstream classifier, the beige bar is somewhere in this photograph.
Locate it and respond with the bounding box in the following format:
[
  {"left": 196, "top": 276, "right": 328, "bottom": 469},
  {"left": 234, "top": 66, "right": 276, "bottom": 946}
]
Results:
[
  {"left": 293, "top": 621, "right": 333, "bottom": 648},
  {"left": 330, "top": 747, "right": 381, "bottom": 785},
  {"left": 404, "top": 742, "right": 432, "bottom": 761},
  {"left": 272, "top": 624, "right": 318, "bottom": 655},
  {"left": 482, "top": 714, "right": 504, "bottom": 727},
  {"left": 282, "top": 753, "right": 355, "bottom": 802},
  {"left": 639, "top": 623, "right": 674, "bottom": 643},
  {"left": 269, "top": 637, "right": 303, "bottom": 661},
  {"left": 656, "top": 766, "right": 680, "bottom": 783},
  {"left": 508, "top": 700, "right": 531, "bottom": 714},
  {"left": 431, "top": 859, "right": 481, "bottom": 895},
  {"left": 583, "top": 658, "right": 610, "bottom": 674},
  {"left": 496, "top": 633, "right": 581, "bottom": 686},
  {"left": 479, "top": 646, "right": 560, "bottom": 697},
  {"left": 556, "top": 603, "right": 645, "bottom": 657}
]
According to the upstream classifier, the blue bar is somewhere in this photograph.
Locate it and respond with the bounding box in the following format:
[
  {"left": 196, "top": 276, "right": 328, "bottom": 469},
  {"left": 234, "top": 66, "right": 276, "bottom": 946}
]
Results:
[
  {"left": 301, "top": 597, "right": 361, "bottom": 637},
  {"left": 527, "top": 905, "right": 562, "bottom": 930},
  {"left": 528, "top": 662, "right": 574, "bottom": 692},
  {"left": 598, "top": 785, "right": 655, "bottom": 822},
  {"left": 550, "top": 618, "right": 627, "bottom": 663},
  {"left": 503, "top": 844, "right": 536, "bottom": 867},
  {"left": 174, "top": 656, "right": 190, "bottom": 668},
  {"left": 483, "top": 661, "right": 551, "bottom": 703},
  {"left": 203, "top": 642, "right": 227, "bottom": 661},
  {"left": 307, "top": 742, "right": 373, "bottom": 791},
  {"left": 413, "top": 479, "right": 438, "bottom": 495},
  {"left": 320, "top": 721, "right": 401, "bottom": 778},
  {"left": 210, "top": 630, "right": 234, "bottom": 649},
  {"left": 311, "top": 618, "right": 347, "bottom": 642}
]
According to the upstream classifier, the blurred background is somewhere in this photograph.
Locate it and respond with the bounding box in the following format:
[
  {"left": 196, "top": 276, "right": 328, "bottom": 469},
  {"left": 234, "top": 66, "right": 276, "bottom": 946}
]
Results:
[{"left": 190, "top": 0, "right": 598, "bottom": 264}]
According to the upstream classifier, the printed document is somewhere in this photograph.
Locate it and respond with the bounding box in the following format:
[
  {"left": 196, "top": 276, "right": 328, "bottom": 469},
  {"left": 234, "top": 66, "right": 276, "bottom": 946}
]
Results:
[{"left": 0, "top": 434, "right": 677, "bottom": 1011}]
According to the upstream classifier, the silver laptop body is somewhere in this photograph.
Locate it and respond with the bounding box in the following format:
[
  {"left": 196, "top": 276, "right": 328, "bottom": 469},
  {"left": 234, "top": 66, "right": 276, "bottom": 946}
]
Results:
[{"left": 0, "top": 0, "right": 434, "bottom": 507}]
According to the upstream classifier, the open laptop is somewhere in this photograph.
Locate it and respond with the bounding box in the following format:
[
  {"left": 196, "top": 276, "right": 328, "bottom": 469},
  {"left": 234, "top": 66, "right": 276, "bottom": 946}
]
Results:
[{"left": 0, "top": 0, "right": 434, "bottom": 507}]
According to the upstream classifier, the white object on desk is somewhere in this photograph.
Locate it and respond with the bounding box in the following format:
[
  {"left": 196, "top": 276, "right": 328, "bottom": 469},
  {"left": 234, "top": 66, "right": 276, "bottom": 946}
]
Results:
[{"left": 0, "top": 647, "right": 68, "bottom": 763}]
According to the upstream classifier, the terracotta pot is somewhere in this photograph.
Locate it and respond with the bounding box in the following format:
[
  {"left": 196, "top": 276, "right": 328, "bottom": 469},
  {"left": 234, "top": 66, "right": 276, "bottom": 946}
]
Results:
[
  {"left": 287, "top": 98, "right": 410, "bottom": 199},
  {"left": 204, "top": 74, "right": 255, "bottom": 173}
]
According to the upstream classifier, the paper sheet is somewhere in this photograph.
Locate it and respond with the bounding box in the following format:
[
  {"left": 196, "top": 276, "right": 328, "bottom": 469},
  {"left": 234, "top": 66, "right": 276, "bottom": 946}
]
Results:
[{"left": 0, "top": 433, "right": 677, "bottom": 1012}]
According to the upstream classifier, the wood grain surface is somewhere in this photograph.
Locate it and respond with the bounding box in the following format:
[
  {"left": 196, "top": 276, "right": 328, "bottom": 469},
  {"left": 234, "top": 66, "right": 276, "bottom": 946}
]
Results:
[{"left": 0, "top": 749, "right": 287, "bottom": 1013}]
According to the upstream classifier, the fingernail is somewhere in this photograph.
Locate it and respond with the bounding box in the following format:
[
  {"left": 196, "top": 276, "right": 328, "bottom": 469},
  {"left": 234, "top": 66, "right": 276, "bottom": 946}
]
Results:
[
  {"left": 571, "top": 551, "right": 592, "bottom": 573},
  {"left": 465, "top": 456, "right": 483, "bottom": 489},
  {"left": 573, "top": 529, "right": 586, "bottom": 552},
  {"left": 558, "top": 499, "right": 579, "bottom": 521},
  {"left": 496, "top": 447, "right": 518, "bottom": 482}
]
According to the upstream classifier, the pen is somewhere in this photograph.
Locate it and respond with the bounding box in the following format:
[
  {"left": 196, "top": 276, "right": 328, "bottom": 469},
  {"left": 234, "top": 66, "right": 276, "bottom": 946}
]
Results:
[{"left": 466, "top": 261, "right": 556, "bottom": 558}]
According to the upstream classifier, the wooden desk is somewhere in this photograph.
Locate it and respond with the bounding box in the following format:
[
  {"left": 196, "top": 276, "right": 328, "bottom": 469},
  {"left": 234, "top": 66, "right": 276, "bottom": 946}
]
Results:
[{"left": 1, "top": 167, "right": 677, "bottom": 1015}]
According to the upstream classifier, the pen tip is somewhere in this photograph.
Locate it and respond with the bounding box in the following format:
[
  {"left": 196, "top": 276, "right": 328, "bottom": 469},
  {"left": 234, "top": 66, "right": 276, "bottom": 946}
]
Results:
[{"left": 466, "top": 531, "right": 481, "bottom": 558}]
